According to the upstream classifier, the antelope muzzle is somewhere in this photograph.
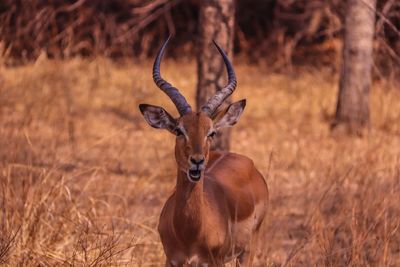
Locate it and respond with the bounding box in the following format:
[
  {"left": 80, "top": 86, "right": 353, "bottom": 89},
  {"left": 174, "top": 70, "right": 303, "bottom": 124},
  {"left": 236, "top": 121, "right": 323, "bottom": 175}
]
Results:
[{"left": 187, "top": 155, "right": 205, "bottom": 182}]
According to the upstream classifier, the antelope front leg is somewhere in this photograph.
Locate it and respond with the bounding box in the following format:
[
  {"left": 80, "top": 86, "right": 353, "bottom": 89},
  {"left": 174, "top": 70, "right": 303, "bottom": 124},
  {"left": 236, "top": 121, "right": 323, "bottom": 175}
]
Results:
[
  {"left": 236, "top": 248, "right": 255, "bottom": 267},
  {"left": 165, "top": 259, "right": 182, "bottom": 267},
  {"left": 236, "top": 232, "right": 259, "bottom": 267},
  {"left": 165, "top": 259, "right": 173, "bottom": 267}
]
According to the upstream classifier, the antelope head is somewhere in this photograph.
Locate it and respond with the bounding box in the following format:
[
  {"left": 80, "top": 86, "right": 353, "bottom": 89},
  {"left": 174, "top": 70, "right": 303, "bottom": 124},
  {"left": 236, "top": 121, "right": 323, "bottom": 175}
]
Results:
[{"left": 139, "top": 37, "right": 245, "bottom": 182}]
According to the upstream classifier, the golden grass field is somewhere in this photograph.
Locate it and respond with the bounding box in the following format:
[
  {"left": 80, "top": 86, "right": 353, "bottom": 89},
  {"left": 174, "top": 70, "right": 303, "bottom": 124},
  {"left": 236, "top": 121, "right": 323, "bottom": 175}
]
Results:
[{"left": 1, "top": 57, "right": 399, "bottom": 266}]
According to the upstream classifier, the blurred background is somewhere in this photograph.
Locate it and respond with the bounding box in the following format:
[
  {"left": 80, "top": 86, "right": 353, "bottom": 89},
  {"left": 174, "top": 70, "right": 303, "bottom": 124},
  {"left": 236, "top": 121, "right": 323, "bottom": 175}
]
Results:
[
  {"left": 0, "top": 0, "right": 399, "bottom": 266},
  {"left": 1, "top": 0, "right": 398, "bottom": 70}
]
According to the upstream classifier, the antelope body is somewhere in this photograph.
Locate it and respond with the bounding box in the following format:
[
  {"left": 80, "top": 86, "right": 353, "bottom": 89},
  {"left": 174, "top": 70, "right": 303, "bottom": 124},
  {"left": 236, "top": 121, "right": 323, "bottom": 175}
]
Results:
[{"left": 139, "top": 37, "right": 268, "bottom": 266}]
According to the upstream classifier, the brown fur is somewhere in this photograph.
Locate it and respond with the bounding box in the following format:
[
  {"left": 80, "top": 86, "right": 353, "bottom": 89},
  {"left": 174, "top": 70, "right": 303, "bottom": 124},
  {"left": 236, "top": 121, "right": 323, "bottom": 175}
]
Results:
[{"left": 157, "top": 112, "right": 269, "bottom": 266}]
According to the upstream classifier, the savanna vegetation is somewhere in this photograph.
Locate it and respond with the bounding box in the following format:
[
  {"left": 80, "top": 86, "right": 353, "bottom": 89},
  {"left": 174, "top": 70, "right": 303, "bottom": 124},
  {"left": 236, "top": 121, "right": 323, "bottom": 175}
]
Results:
[
  {"left": 1, "top": 0, "right": 400, "bottom": 266},
  {"left": 1, "top": 58, "right": 399, "bottom": 265}
]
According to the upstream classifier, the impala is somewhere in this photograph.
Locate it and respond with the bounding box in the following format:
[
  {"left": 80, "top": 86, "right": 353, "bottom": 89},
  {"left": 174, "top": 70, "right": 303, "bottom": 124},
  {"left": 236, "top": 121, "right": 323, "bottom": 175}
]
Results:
[{"left": 139, "top": 37, "right": 269, "bottom": 266}]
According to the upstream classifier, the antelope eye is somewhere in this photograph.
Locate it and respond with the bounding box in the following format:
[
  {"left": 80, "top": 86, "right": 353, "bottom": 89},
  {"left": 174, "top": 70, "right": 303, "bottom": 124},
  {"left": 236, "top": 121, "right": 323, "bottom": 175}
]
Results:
[
  {"left": 207, "top": 131, "right": 216, "bottom": 138},
  {"left": 175, "top": 128, "right": 184, "bottom": 137}
]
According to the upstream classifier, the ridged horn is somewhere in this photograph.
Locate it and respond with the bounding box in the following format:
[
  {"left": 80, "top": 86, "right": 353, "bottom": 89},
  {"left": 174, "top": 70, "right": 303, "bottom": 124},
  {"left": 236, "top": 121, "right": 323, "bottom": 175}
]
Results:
[
  {"left": 153, "top": 36, "right": 192, "bottom": 116},
  {"left": 201, "top": 41, "right": 237, "bottom": 116}
]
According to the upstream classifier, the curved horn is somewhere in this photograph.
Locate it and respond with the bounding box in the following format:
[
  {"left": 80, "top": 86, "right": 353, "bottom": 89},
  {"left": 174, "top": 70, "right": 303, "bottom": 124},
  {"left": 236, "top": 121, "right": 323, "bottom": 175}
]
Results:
[
  {"left": 153, "top": 36, "right": 192, "bottom": 116},
  {"left": 201, "top": 41, "right": 237, "bottom": 116}
]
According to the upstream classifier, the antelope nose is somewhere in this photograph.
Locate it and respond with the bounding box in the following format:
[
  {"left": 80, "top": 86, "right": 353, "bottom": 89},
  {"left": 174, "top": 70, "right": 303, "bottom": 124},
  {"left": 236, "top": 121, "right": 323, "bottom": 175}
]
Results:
[{"left": 190, "top": 156, "right": 205, "bottom": 166}]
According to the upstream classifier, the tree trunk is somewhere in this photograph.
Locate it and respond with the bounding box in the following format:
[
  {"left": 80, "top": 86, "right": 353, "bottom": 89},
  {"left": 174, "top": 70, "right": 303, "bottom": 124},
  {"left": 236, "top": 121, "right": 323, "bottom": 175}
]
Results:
[
  {"left": 333, "top": 0, "right": 376, "bottom": 134},
  {"left": 196, "top": 0, "right": 235, "bottom": 151}
]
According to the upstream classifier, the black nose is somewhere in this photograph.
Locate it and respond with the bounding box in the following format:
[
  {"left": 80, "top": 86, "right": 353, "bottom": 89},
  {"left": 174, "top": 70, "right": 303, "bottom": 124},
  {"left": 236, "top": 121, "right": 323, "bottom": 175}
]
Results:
[{"left": 190, "top": 156, "right": 205, "bottom": 166}]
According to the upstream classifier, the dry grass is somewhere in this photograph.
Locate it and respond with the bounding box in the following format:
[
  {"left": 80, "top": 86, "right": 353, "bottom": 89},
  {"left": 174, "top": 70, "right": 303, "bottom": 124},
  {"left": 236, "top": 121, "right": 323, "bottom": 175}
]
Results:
[{"left": 0, "top": 57, "right": 399, "bottom": 266}]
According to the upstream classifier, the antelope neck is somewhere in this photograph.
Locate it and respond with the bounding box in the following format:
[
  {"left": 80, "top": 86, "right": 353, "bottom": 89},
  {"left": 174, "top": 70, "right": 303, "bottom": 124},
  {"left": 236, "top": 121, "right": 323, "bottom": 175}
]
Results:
[{"left": 174, "top": 170, "right": 204, "bottom": 235}]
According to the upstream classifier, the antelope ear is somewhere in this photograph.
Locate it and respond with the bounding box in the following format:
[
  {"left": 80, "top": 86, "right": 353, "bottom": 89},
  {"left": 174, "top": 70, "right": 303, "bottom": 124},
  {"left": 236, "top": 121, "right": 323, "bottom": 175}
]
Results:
[
  {"left": 139, "top": 104, "right": 177, "bottom": 133},
  {"left": 213, "top": 99, "right": 246, "bottom": 130}
]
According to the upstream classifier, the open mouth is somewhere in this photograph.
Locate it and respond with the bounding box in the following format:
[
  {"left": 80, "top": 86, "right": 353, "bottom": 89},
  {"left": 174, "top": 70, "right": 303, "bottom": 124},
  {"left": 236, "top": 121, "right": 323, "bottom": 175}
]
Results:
[{"left": 188, "top": 169, "right": 201, "bottom": 181}]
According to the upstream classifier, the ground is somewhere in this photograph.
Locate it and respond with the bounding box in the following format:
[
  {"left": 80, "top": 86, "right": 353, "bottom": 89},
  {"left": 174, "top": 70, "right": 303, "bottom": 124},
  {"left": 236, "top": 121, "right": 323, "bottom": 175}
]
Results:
[{"left": 0, "top": 58, "right": 399, "bottom": 266}]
